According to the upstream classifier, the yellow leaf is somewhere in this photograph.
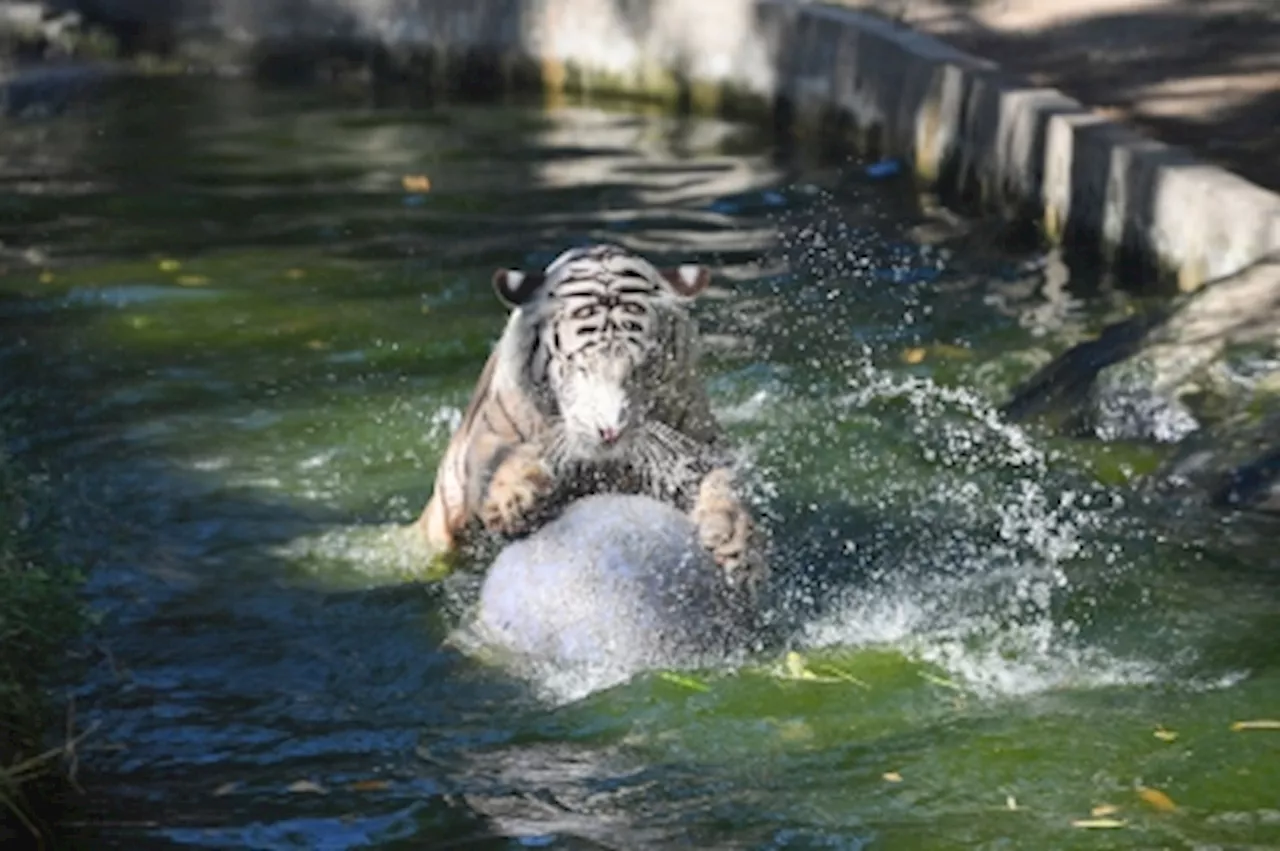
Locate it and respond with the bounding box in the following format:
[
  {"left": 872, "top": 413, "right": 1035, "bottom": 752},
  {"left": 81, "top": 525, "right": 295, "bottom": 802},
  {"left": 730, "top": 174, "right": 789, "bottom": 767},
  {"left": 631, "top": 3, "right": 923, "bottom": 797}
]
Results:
[
  {"left": 38, "top": 271, "right": 55, "bottom": 284},
  {"left": 902, "top": 347, "right": 927, "bottom": 365},
  {"left": 175, "top": 275, "right": 209, "bottom": 287},
  {"left": 1231, "top": 719, "right": 1280, "bottom": 732},
  {"left": 882, "top": 771, "right": 903, "bottom": 783},
  {"left": 158, "top": 259, "right": 181, "bottom": 272},
  {"left": 305, "top": 339, "right": 331, "bottom": 351},
  {"left": 807, "top": 662, "right": 869, "bottom": 688},
  {"left": 784, "top": 651, "right": 808, "bottom": 679},
  {"left": 658, "top": 671, "right": 710, "bottom": 692},
  {"left": 1072, "top": 818, "right": 1126, "bottom": 829},
  {"left": 773, "top": 652, "right": 866, "bottom": 685},
  {"left": 401, "top": 174, "right": 432, "bottom": 192},
  {"left": 349, "top": 779, "right": 391, "bottom": 792},
  {"left": 1136, "top": 786, "right": 1177, "bottom": 812},
  {"left": 1153, "top": 727, "right": 1179, "bottom": 742},
  {"left": 919, "top": 670, "right": 964, "bottom": 691},
  {"left": 286, "top": 780, "right": 328, "bottom": 795},
  {"left": 1091, "top": 804, "right": 1119, "bottom": 817},
  {"left": 285, "top": 268, "right": 306, "bottom": 279}
]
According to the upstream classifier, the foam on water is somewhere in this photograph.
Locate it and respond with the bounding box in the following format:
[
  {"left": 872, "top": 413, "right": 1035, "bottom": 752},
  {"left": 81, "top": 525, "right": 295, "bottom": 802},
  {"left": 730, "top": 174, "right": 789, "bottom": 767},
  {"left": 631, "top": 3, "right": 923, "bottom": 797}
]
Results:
[
  {"left": 752, "top": 350, "right": 1163, "bottom": 698},
  {"left": 275, "top": 358, "right": 1167, "bottom": 704},
  {"left": 447, "top": 631, "right": 663, "bottom": 705},
  {"left": 272, "top": 521, "right": 438, "bottom": 585},
  {"left": 734, "top": 186, "right": 1172, "bottom": 699}
]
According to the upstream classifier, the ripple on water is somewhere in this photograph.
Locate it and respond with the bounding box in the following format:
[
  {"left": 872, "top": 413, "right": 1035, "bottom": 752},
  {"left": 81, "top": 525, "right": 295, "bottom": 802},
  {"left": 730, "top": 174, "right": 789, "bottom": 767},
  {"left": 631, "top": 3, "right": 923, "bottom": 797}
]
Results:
[{"left": 4, "top": 80, "right": 1276, "bottom": 850}]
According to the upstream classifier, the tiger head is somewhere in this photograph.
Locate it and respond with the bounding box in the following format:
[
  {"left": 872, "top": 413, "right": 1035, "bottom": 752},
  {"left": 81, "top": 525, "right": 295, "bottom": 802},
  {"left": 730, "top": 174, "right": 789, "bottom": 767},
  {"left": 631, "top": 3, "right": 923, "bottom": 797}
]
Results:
[{"left": 492, "top": 244, "right": 712, "bottom": 462}]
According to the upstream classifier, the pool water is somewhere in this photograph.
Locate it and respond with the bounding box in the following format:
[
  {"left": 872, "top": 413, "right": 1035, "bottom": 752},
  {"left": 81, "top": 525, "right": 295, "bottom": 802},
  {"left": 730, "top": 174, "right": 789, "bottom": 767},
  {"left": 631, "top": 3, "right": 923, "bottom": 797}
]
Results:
[{"left": 0, "top": 75, "right": 1276, "bottom": 850}]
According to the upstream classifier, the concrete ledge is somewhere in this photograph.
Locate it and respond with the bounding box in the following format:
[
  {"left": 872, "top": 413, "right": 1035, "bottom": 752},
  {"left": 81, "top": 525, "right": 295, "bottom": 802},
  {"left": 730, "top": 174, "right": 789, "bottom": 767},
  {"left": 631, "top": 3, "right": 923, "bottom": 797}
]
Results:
[{"left": 43, "top": 0, "right": 1280, "bottom": 292}]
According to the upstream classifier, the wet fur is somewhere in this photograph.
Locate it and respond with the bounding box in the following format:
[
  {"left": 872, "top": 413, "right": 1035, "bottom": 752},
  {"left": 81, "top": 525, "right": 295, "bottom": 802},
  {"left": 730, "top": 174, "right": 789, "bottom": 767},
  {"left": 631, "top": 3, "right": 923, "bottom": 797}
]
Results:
[{"left": 414, "top": 245, "right": 766, "bottom": 593}]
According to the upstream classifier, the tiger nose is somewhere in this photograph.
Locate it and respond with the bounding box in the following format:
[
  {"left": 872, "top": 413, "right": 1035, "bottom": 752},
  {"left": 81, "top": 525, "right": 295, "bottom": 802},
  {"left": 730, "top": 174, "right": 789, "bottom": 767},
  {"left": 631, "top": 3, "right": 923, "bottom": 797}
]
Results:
[{"left": 599, "top": 426, "right": 621, "bottom": 446}]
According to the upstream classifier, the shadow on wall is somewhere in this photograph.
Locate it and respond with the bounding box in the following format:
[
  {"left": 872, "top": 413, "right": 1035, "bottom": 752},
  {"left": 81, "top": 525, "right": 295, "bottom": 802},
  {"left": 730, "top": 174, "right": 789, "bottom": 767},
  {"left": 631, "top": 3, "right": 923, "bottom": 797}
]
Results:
[
  {"left": 753, "top": 0, "right": 1266, "bottom": 291},
  {"left": 867, "top": 0, "right": 1280, "bottom": 193}
]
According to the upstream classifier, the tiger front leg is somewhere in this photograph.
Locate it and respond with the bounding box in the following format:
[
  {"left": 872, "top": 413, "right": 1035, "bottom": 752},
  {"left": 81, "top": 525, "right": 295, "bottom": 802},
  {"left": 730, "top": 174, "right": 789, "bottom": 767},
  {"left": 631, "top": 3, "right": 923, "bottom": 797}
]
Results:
[
  {"left": 479, "top": 442, "right": 556, "bottom": 538},
  {"left": 690, "top": 467, "right": 766, "bottom": 592}
]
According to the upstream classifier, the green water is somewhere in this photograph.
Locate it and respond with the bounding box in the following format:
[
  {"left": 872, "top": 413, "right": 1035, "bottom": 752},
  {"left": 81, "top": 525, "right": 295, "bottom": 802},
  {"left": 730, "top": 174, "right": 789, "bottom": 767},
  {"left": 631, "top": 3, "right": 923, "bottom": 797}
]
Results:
[{"left": 1, "top": 76, "right": 1277, "bottom": 850}]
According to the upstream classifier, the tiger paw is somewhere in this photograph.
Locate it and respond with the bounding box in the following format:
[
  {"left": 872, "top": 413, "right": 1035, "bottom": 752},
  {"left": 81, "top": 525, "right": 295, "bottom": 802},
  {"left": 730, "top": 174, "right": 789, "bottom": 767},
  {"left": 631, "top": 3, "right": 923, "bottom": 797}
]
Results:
[
  {"left": 480, "top": 445, "right": 555, "bottom": 538},
  {"left": 690, "top": 468, "right": 763, "bottom": 589}
]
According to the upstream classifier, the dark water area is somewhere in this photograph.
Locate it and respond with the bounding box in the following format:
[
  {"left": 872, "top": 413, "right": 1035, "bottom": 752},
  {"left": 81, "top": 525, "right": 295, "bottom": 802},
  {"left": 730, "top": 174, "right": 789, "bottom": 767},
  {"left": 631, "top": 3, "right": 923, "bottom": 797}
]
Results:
[{"left": 0, "top": 75, "right": 1277, "bottom": 850}]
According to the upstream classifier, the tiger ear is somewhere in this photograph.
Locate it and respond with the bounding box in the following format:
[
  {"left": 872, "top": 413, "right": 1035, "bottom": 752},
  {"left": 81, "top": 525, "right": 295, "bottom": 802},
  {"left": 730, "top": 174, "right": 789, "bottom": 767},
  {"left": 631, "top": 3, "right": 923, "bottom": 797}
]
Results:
[
  {"left": 492, "top": 269, "right": 545, "bottom": 306},
  {"left": 660, "top": 264, "right": 711, "bottom": 298}
]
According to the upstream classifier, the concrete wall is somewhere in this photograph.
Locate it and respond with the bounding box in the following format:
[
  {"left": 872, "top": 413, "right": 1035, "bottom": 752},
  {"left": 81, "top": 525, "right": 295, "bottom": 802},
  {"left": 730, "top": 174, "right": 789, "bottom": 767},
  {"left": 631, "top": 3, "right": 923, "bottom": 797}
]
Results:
[{"left": 57, "top": 0, "right": 1280, "bottom": 292}]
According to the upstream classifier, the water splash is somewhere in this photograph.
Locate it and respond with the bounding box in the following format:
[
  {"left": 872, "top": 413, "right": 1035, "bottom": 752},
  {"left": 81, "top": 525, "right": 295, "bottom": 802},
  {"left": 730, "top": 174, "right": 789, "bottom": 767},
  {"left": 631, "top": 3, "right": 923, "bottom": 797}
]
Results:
[
  {"left": 272, "top": 179, "right": 1172, "bottom": 705},
  {"left": 737, "top": 186, "right": 1166, "bottom": 699}
]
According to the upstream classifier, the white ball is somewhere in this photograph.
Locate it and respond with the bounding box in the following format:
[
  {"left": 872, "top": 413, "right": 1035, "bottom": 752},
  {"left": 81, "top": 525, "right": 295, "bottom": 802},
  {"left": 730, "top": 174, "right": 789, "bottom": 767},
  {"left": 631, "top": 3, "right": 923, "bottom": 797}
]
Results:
[{"left": 468, "top": 494, "right": 754, "bottom": 682}]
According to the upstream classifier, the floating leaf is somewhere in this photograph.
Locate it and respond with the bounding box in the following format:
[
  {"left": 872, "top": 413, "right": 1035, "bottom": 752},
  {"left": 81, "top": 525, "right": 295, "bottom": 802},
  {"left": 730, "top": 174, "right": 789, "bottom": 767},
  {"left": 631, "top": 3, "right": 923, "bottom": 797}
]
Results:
[
  {"left": 349, "top": 779, "right": 392, "bottom": 792},
  {"left": 882, "top": 771, "right": 903, "bottom": 783},
  {"left": 213, "top": 781, "right": 240, "bottom": 797},
  {"left": 807, "top": 661, "right": 868, "bottom": 687},
  {"left": 902, "top": 347, "right": 926, "bottom": 365},
  {"left": 286, "top": 780, "right": 328, "bottom": 795},
  {"left": 175, "top": 275, "right": 209, "bottom": 287},
  {"left": 1136, "top": 786, "right": 1177, "bottom": 812},
  {"left": 1153, "top": 727, "right": 1179, "bottom": 742},
  {"left": 658, "top": 671, "right": 710, "bottom": 692},
  {"left": 305, "top": 340, "right": 332, "bottom": 351},
  {"left": 1072, "top": 818, "right": 1126, "bottom": 829},
  {"left": 38, "top": 271, "right": 55, "bottom": 284},
  {"left": 775, "top": 651, "right": 866, "bottom": 686},
  {"left": 1231, "top": 719, "right": 1280, "bottom": 732},
  {"left": 401, "top": 175, "right": 432, "bottom": 192},
  {"left": 1091, "top": 804, "right": 1120, "bottom": 817},
  {"left": 919, "top": 670, "right": 963, "bottom": 691},
  {"left": 158, "top": 259, "right": 181, "bottom": 272},
  {"left": 285, "top": 268, "right": 306, "bottom": 279}
]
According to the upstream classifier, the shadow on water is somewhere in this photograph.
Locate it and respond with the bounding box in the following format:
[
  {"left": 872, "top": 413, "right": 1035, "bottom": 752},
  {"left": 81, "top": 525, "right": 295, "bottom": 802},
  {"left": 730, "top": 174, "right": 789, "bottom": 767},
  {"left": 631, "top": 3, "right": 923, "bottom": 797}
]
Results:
[{"left": 0, "top": 73, "right": 1277, "bottom": 850}]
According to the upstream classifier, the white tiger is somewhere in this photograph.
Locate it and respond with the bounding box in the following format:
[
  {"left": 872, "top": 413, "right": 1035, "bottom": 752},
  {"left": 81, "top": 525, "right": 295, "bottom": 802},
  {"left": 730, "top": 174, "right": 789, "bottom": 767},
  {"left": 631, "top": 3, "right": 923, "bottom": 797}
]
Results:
[{"left": 415, "top": 243, "right": 765, "bottom": 592}]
